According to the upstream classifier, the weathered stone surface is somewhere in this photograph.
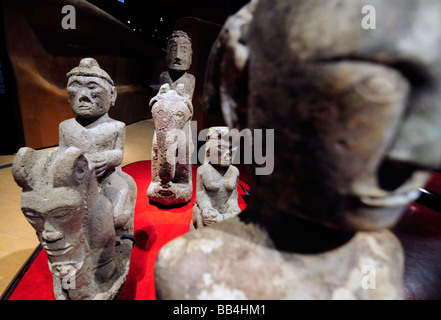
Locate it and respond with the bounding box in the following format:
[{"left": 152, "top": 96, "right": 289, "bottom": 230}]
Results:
[
  {"left": 12, "top": 147, "right": 133, "bottom": 300},
  {"left": 12, "top": 58, "right": 136, "bottom": 299},
  {"left": 147, "top": 84, "right": 194, "bottom": 206},
  {"left": 155, "top": 0, "right": 441, "bottom": 299},
  {"left": 160, "top": 30, "right": 195, "bottom": 99},
  {"left": 60, "top": 58, "right": 136, "bottom": 237},
  {"left": 191, "top": 127, "right": 240, "bottom": 229},
  {"left": 147, "top": 31, "right": 196, "bottom": 206}
]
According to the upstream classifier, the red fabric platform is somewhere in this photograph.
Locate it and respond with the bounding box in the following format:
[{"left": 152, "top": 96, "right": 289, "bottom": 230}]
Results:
[{"left": 8, "top": 160, "right": 249, "bottom": 300}]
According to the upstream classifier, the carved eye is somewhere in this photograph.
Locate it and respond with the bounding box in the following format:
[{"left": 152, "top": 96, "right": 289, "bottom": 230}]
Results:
[
  {"left": 67, "top": 81, "right": 81, "bottom": 89},
  {"left": 22, "top": 210, "right": 41, "bottom": 223},
  {"left": 176, "top": 111, "right": 184, "bottom": 118},
  {"left": 52, "top": 208, "right": 75, "bottom": 220}
]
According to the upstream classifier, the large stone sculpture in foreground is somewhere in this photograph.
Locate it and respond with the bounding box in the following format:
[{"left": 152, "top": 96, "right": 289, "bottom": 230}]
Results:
[
  {"left": 155, "top": 0, "right": 441, "bottom": 299},
  {"left": 12, "top": 147, "right": 133, "bottom": 300},
  {"left": 191, "top": 127, "right": 240, "bottom": 230}
]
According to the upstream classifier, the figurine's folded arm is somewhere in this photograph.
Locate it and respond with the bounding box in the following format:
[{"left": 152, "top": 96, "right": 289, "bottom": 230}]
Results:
[{"left": 195, "top": 169, "right": 214, "bottom": 210}]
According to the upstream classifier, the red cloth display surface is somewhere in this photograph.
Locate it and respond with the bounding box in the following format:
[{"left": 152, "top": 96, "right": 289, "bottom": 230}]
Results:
[{"left": 8, "top": 160, "right": 249, "bottom": 300}]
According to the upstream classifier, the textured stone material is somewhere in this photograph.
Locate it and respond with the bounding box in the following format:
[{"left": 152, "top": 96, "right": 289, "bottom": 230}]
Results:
[
  {"left": 12, "top": 147, "right": 133, "bottom": 300},
  {"left": 160, "top": 30, "right": 195, "bottom": 99},
  {"left": 11, "top": 58, "right": 136, "bottom": 299},
  {"left": 191, "top": 127, "right": 240, "bottom": 230},
  {"left": 147, "top": 84, "right": 194, "bottom": 206},
  {"left": 155, "top": 0, "right": 441, "bottom": 299},
  {"left": 60, "top": 58, "right": 137, "bottom": 237}
]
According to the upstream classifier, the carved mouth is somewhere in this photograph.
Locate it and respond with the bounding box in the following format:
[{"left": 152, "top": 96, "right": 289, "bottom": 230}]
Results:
[
  {"left": 44, "top": 245, "right": 74, "bottom": 256},
  {"left": 158, "top": 190, "right": 175, "bottom": 197},
  {"left": 360, "top": 188, "right": 421, "bottom": 207},
  {"left": 359, "top": 158, "right": 430, "bottom": 208}
]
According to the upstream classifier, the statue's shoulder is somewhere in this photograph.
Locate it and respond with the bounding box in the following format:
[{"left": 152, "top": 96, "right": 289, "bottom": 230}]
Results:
[
  {"left": 101, "top": 117, "right": 125, "bottom": 131},
  {"left": 59, "top": 118, "right": 76, "bottom": 127}
]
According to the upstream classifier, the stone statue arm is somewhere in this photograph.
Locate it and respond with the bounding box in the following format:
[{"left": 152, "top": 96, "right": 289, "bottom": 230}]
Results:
[
  {"left": 86, "top": 125, "right": 125, "bottom": 177},
  {"left": 58, "top": 122, "right": 69, "bottom": 147},
  {"left": 195, "top": 167, "right": 218, "bottom": 215},
  {"left": 187, "top": 74, "right": 196, "bottom": 100},
  {"left": 225, "top": 169, "right": 241, "bottom": 214}
]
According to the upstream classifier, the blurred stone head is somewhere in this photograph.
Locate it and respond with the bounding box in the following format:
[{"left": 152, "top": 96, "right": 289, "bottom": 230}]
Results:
[{"left": 205, "top": 0, "right": 441, "bottom": 231}]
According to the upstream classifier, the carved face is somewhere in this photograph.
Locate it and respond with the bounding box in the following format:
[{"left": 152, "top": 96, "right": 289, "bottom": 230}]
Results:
[
  {"left": 67, "top": 76, "right": 116, "bottom": 118},
  {"left": 207, "top": 144, "right": 230, "bottom": 167},
  {"left": 13, "top": 147, "right": 90, "bottom": 279},
  {"left": 21, "top": 187, "right": 87, "bottom": 275},
  {"left": 166, "top": 37, "right": 192, "bottom": 71},
  {"left": 245, "top": 0, "right": 441, "bottom": 231}
]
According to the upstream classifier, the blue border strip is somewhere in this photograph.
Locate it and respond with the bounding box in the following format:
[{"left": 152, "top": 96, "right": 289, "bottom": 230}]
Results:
[{"left": 0, "top": 163, "right": 12, "bottom": 169}]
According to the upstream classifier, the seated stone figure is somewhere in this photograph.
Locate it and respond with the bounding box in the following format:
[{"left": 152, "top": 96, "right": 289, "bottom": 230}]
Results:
[
  {"left": 155, "top": 0, "right": 441, "bottom": 299},
  {"left": 59, "top": 58, "right": 136, "bottom": 235},
  {"left": 191, "top": 126, "right": 240, "bottom": 230},
  {"left": 12, "top": 147, "right": 133, "bottom": 300}
]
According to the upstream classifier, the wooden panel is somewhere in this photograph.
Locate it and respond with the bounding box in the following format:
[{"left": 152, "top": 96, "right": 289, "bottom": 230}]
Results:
[{"left": 3, "top": 0, "right": 161, "bottom": 149}]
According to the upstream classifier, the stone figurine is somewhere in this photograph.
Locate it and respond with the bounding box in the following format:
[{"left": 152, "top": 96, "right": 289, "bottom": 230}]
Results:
[
  {"left": 155, "top": 0, "right": 441, "bottom": 299},
  {"left": 191, "top": 127, "right": 240, "bottom": 230},
  {"left": 147, "top": 84, "right": 194, "bottom": 206},
  {"left": 160, "top": 30, "right": 195, "bottom": 99},
  {"left": 59, "top": 58, "right": 137, "bottom": 237},
  {"left": 12, "top": 147, "right": 133, "bottom": 300}
]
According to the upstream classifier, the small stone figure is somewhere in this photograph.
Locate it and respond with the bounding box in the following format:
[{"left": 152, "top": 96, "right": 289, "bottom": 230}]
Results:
[
  {"left": 160, "top": 30, "right": 195, "bottom": 99},
  {"left": 155, "top": 0, "right": 441, "bottom": 300},
  {"left": 12, "top": 147, "right": 132, "bottom": 300},
  {"left": 59, "top": 58, "right": 137, "bottom": 236},
  {"left": 147, "top": 84, "right": 194, "bottom": 206},
  {"left": 191, "top": 127, "right": 240, "bottom": 230}
]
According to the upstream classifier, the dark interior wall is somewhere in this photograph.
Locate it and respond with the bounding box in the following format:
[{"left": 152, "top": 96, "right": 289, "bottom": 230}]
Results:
[
  {"left": 1, "top": 0, "right": 249, "bottom": 152},
  {"left": 2, "top": 0, "right": 162, "bottom": 150}
]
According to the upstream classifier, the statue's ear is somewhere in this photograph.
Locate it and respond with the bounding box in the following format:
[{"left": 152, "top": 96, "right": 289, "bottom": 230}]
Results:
[
  {"left": 53, "top": 147, "right": 89, "bottom": 187},
  {"left": 204, "top": 1, "right": 257, "bottom": 130},
  {"left": 149, "top": 96, "right": 158, "bottom": 108},
  {"left": 110, "top": 86, "right": 117, "bottom": 107},
  {"left": 159, "top": 83, "right": 170, "bottom": 94},
  {"left": 12, "top": 147, "right": 37, "bottom": 191}
]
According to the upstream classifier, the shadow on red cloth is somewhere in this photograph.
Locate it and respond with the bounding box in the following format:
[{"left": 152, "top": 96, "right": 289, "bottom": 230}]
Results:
[
  {"left": 391, "top": 172, "right": 441, "bottom": 300},
  {"left": 8, "top": 160, "right": 249, "bottom": 300}
]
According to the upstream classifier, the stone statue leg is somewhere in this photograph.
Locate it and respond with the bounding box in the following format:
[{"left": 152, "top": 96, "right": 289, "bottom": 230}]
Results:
[
  {"left": 101, "top": 170, "right": 133, "bottom": 234},
  {"left": 191, "top": 204, "right": 203, "bottom": 230}
]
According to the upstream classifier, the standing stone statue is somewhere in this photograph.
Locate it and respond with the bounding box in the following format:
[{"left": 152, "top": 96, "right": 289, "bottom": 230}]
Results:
[
  {"left": 191, "top": 127, "right": 240, "bottom": 230},
  {"left": 147, "top": 31, "right": 195, "bottom": 206},
  {"left": 147, "top": 83, "right": 194, "bottom": 206},
  {"left": 155, "top": 0, "right": 441, "bottom": 299},
  {"left": 59, "top": 58, "right": 137, "bottom": 237},
  {"left": 160, "top": 30, "right": 195, "bottom": 99},
  {"left": 12, "top": 147, "right": 133, "bottom": 300}
]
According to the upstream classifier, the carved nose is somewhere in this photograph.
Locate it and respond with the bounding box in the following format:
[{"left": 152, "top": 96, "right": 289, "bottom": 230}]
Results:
[
  {"left": 42, "top": 225, "right": 63, "bottom": 242},
  {"left": 79, "top": 94, "right": 91, "bottom": 103}
]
